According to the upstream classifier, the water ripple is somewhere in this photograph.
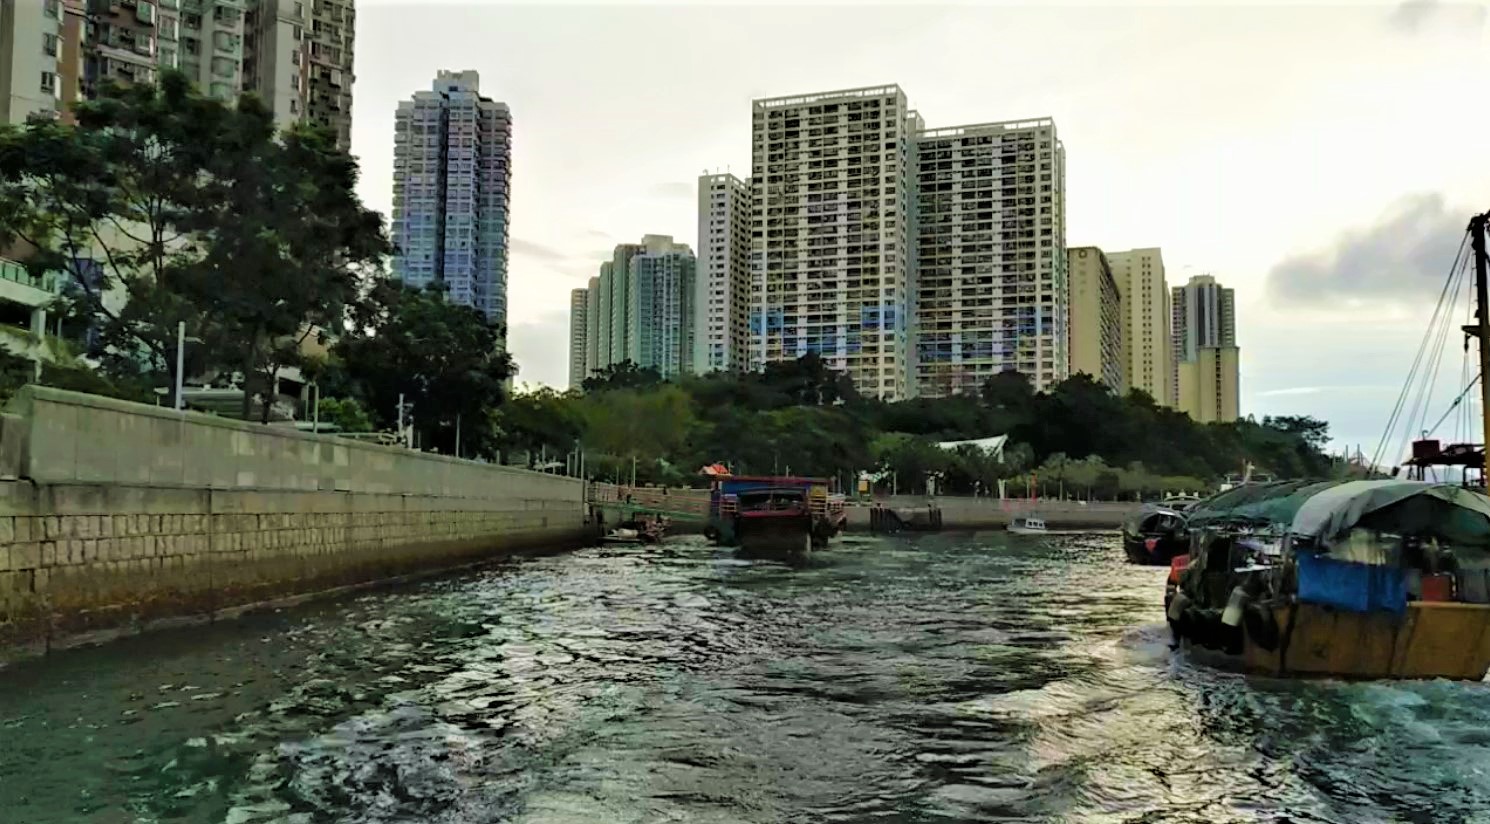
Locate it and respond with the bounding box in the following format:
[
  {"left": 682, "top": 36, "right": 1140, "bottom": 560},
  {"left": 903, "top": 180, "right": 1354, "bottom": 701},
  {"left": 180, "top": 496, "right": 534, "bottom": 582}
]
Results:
[{"left": 2, "top": 534, "right": 1489, "bottom": 822}]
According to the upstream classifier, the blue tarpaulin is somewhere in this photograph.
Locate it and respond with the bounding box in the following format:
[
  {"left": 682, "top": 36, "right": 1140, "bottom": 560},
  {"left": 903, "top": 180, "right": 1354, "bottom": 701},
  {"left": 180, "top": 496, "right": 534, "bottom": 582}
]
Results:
[{"left": 1296, "top": 551, "right": 1407, "bottom": 614}]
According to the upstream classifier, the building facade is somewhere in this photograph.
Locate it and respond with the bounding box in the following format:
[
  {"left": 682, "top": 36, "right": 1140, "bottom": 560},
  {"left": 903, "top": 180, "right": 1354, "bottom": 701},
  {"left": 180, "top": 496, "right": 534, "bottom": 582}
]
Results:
[
  {"left": 0, "top": 2, "right": 356, "bottom": 150},
  {"left": 391, "top": 70, "right": 512, "bottom": 331},
  {"left": 0, "top": 0, "right": 66, "bottom": 124},
  {"left": 1108, "top": 247, "right": 1171, "bottom": 406},
  {"left": 581, "top": 235, "right": 697, "bottom": 381},
  {"left": 738, "top": 84, "right": 1067, "bottom": 399},
  {"left": 1176, "top": 345, "right": 1239, "bottom": 423},
  {"left": 915, "top": 118, "right": 1066, "bottom": 396},
  {"left": 244, "top": 0, "right": 357, "bottom": 149},
  {"left": 583, "top": 274, "right": 600, "bottom": 381},
  {"left": 568, "top": 287, "right": 588, "bottom": 390},
  {"left": 750, "top": 85, "right": 920, "bottom": 400},
  {"left": 628, "top": 235, "right": 695, "bottom": 378},
  {"left": 695, "top": 172, "right": 752, "bottom": 374},
  {"left": 1172, "top": 274, "right": 1239, "bottom": 422},
  {"left": 1067, "top": 246, "right": 1124, "bottom": 393}
]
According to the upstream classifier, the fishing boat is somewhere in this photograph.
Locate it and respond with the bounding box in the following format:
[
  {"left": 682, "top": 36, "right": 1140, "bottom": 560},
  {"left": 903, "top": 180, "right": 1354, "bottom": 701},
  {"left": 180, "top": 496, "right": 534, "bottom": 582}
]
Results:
[
  {"left": 1165, "top": 209, "right": 1490, "bottom": 680},
  {"left": 704, "top": 474, "right": 839, "bottom": 560},
  {"left": 1122, "top": 504, "right": 1189, "bottom": 565},
  {"left": 1167, "top": 479, "right": 1490, "bottom": 679}
]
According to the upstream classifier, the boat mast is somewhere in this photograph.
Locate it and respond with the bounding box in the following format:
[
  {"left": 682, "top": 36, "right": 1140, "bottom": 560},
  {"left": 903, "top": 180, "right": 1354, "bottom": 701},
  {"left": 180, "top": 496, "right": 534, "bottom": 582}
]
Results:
[{"left": 1473, "top": 212, "right": 1490, "bottom": 485}]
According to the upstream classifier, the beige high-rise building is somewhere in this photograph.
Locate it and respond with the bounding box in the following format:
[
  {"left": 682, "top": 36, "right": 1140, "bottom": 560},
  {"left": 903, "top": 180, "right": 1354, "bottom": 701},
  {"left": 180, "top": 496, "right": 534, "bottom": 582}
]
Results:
[
  {"left": 1109, "top": 248, "right": 1171, "bottom": 406},
  {"left": 1177, "top": 345, "right": 1240, "bottom": 423},
  {"left": 696, "top": 172, "right": 752, "bottom": 374},
  {"left": 1067, "top": 247, "right": 1124, "bottom": 393},
  {"left": 750, "top": 85, "right": 920, "bottom": 399},
  {"left": 1172, "top": 274, "right": 1239, "bottom": 422}
]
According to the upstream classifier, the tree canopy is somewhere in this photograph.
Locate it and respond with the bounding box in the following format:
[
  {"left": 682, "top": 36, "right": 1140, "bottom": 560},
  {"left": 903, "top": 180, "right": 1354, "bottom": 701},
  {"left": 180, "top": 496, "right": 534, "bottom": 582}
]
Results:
[{"left": 0, "top": 71, "right": 388, "bottom": 417}]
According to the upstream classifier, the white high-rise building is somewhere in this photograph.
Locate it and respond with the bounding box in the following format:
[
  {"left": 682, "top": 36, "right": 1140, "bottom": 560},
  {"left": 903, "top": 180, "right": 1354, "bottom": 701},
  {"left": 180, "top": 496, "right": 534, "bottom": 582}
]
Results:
[
  {"left": 740, "top": 84, "right": 1066, "bottom": 399},
  {"left": 750, "top": 85, "right": 920, "bottom": 399},
  {"left": 695, "top": 172, "right": 752, "bottom": 374},
  {"left": 391, "top": 70, "right": 512, "bottom": 331},
  {"left": 244, "top": 0, "right": 357, "bottom": 150},
  {"left": 0, "top": 0, "right": 65, "bottom": 124},
  {"left": 568, "top": 287, "right": 588, "bottom": 390},
  {"left": 913, "top": 119, "right": 1067, "bottom": 395}
]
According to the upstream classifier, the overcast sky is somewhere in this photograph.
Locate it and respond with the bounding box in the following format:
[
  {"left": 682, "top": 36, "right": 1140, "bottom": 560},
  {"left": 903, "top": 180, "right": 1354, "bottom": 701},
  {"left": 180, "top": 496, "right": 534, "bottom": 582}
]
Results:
[{"left": 348, "top": 0, "right": 1490, "bottom": 461}]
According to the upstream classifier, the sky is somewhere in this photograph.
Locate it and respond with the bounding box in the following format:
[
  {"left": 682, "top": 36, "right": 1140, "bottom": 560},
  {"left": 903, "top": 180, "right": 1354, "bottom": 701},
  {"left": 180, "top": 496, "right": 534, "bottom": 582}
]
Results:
[{"left": 347, "top": 0, "right": 1490, "bottom": 462}]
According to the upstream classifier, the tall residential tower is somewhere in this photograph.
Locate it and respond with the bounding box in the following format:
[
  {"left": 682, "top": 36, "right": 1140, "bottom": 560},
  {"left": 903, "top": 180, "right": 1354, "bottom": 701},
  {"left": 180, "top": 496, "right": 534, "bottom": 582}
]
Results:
[
  {"left": 1172, "top": 274, "right": 1239, "bottom": 422},
  {"left": 695, "top": 172, "right": 752, "bottom": 373},
  {"left": 391, "top": 70, "right": 512, "bottom": 331},
  {"left": 914, "top": 118, "right": 1066, "bottom": 395},
  {"left": 750, "top": 85, "right": 920, "bottom": 399},
  {"left": 1108, "top": 248, "right": 1171, "bottom": 406},
  {"left": 740, "top": 84, "right": 1066, "bottom": 399},
  {"left": 568, "top": 287, "right": 588, "bottom": 390},
  {"left": 579, "top": 235, "right": 697, "bottom": 382},
  {"left": 1067, "top": 247, "right": 1124, "bottom": 393}
]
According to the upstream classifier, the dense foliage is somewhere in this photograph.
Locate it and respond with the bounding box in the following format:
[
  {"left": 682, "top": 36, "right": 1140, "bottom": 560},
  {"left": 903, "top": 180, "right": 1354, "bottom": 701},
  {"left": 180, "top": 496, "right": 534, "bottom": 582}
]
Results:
[
  {"left": 0, "top": 71, "right": 510, "bottom": 443},
  {"left": 0, "top": 71, "right": 388, "bottom": 419},
  {"left": 510, "top": 356, "right": 1336, "bottom": 497}
]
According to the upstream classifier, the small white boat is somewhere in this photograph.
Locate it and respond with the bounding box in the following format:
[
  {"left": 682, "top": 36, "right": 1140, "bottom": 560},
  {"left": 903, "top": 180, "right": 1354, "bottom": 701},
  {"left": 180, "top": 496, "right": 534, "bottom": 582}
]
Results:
[
  {"left": 1008, "top": 516, "right": 1048, "bottom": 535},
  {"left": 602, "top": 527, "right": 643, "bottom": 545}
]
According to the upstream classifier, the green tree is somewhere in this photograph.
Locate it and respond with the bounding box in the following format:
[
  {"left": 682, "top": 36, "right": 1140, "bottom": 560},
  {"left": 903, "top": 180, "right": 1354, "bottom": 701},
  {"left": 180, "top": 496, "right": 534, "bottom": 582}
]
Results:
[
  {"left": 494, "top": 387, "right": 585, "bottom": 467},
  {"left": 334, "top": 281, "right": 513, "bottom": 456},
  {"left": 582, "top": 360, "right": 661, "bottom": 393},
  {"left": 316, "top": 397, "right": 374, "bottom": 433},
  {"left": 0, "top": 71, "right": 388, "bottom": 417}
]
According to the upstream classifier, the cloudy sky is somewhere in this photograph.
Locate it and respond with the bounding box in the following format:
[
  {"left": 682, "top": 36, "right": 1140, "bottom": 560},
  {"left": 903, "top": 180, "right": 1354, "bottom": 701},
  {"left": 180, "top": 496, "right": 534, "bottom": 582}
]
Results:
[{"left": 348, "top": 0, "right": 1490, "bottom": 460}]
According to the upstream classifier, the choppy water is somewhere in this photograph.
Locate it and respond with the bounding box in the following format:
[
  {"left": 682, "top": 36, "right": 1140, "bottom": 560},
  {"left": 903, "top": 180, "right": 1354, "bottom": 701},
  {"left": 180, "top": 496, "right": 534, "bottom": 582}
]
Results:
[{"left": 3, "top": 534, "right": 1490, "bottom": 823}]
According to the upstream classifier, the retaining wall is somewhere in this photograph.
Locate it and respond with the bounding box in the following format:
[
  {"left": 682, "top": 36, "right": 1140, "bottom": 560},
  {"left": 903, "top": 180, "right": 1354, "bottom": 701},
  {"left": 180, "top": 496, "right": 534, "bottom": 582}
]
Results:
[
  {"left": 0, "top": 387, "right": 592, "bottom": 657},
  {"left": 847, "top": 496, "right": 1137, "bottom": 530}
]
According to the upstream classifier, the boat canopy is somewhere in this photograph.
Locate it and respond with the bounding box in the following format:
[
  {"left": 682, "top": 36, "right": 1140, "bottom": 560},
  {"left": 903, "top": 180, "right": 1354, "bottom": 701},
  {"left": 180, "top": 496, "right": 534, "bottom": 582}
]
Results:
[
  {"left": 1186, "top": 479, "right": 1490, "bottom": 550},
  {"left": 1291, "top": 481, "right": 1490, "bottom": 549}
]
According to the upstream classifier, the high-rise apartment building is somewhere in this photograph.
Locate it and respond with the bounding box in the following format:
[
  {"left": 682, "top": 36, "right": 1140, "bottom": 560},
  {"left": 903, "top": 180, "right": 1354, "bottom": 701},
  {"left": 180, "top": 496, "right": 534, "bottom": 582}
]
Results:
[
  {"left": 915, "top": 119, "right": 1066, "bottom": 396},
  {"left": 1172, "top": 274, "right": 1239, "bottom": 423},
  {"left": 568, "top": 286, "right": 588, "bottom": 390},
  {"left": 1109, "top": 248, "right": 1171, "bottom": 406},
  {"left": 0, "top": 2, "right": 358, "bottom": 150},
  {"left": 695, "top": 172, "right": 752, "bottom": 374},
  {"left": 1067, "top": 247, "right": 1124, "bottom": 393},
  {"left": 391, "top": 70, "right": 512, "bottom": 331},
  {"left": 629, "top": 235, "right": 695, "bottom": 378},
  {"left": 581, "top": 235, "right": 697, "bottom": 381},
  {"left": 0, "top": 0, "right": 67, "bottom": 124},
  {"left": 583, "top": 274, "right": 600, "bottom": 381},
  {"left": 243, "top": 0, "right": 356, "bottom": 150},
  {"left": 750, "top": 85, "right": 920, "bottom": 400},
  {"left": 740, "top": 84, "right": 1066, "bottom": 399},
  {"left": 603, "top": 242, "right": 643, "bottom": 367}
]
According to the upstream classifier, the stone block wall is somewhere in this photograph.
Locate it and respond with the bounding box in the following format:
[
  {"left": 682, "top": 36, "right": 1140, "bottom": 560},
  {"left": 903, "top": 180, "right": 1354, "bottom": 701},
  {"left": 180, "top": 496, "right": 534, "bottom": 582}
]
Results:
[{"left": 0, "top": 388, "right": 594, "bottom": 656}]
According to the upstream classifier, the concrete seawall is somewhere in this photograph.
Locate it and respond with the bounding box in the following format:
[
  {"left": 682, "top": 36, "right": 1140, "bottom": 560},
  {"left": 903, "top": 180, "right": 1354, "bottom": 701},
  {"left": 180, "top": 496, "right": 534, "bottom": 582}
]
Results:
[
  {"left": 0, "top": 387, "right": 594, "bottom": 658},
  {"left": 847, "top": 496, "right": 1138, "bottom": 531}
]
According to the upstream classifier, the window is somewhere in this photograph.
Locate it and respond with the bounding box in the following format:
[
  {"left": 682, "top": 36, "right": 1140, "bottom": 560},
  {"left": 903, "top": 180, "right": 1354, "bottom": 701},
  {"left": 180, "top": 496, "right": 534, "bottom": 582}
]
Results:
[
  {"left": 43, "top": 0, "right": 58, "bottom": 18},
  {"left": 42, "top": 34, "right": 58, "bottom": 57},
  {"left": 40, "top": 72, "right": 55, "bottom": 94}
]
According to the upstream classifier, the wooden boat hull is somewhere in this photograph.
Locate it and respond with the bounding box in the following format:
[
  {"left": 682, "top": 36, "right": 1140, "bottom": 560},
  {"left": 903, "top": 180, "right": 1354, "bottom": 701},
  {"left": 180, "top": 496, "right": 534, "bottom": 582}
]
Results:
[
  {"left": 735, "top": 516, "right": 813, "bottom": 561},
  {"left": 1242, "top": 602, "right": 1490, "bottom": 680}
]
